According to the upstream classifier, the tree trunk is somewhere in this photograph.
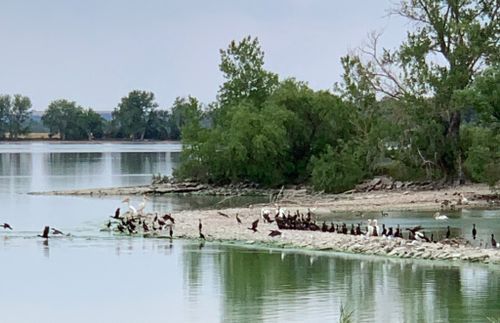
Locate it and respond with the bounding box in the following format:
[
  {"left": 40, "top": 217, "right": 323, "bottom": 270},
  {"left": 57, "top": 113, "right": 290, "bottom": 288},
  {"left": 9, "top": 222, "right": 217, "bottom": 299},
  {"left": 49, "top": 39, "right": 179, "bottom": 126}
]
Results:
[{"left": 442, "top": 110, "right": 462, "bottom": 182}]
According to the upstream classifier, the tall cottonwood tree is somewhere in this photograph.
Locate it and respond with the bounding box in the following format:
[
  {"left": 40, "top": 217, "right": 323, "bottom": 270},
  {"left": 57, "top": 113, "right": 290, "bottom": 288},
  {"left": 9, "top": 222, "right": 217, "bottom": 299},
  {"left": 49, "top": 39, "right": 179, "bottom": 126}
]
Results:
[
  {"left": 218, "top": 36, "right": 278, "bottom": 111},
  {"left": 344, "top": 0, "right": 499, "bottom": 180},
  {"left": 112, "top": 90, "right": 158, "bottom": 140}
]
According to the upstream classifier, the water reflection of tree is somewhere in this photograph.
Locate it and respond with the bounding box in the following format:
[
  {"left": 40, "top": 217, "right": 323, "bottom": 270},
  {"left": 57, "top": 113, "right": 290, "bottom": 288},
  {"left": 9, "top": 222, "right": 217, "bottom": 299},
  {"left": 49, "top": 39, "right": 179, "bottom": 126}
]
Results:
[
  {"left": 181, "top": 245, "right": 499, "bottom": 322},
  {"left": 46, "top": 152, "right": 102, "bottom": 174}
]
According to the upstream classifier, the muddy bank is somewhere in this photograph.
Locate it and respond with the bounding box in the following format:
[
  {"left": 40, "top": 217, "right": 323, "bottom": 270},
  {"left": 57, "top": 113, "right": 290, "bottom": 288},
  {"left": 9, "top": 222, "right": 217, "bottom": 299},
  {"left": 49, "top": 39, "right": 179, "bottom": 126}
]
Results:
[
  {"left": 32, "top": 183, "right": 499, "bottom": 212},
  {"left": 113, "top": 207, "right": 500, "bottom": 265}
]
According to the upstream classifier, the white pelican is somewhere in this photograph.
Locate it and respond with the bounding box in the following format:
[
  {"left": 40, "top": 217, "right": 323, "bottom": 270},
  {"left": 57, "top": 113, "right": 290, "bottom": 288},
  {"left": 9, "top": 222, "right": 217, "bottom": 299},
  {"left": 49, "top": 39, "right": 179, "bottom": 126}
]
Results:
[
  {"left": 434, "top": 212, "right": 448, "bottom": 220},
  {"left": 136, "top": 195, "right": 150, "bottom": 215},
  {"left": 372, "top": 219, "right": 380, "bottom": 237},
  {"left": 122, "top": 197, "right": 138, "bottom": 216},
  {"left": 366, "top": 219, "right": 373, "bottom": 237}
]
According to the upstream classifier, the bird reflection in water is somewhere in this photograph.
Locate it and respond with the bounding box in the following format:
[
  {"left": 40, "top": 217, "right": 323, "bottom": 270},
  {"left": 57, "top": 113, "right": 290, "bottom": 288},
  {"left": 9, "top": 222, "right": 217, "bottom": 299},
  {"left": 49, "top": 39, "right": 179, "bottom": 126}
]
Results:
[{"left": 42, "top": 239, "right": 49, "bottom": 258}]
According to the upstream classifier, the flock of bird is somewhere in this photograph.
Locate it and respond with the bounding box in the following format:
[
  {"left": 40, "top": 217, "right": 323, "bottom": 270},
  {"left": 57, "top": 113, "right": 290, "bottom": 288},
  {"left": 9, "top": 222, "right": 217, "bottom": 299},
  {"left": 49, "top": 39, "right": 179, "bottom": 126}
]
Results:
[
  {"left": 1, "top": 194, "right": 498, "bottom": 250},
  {"left": 258, "top": 208, "right": 498, "bottom": 247},
  {"left": 255, "top": 206, "right": 500, "bottom": 252},
  {"left": 103, "top": 196, "right": 499, "bottom": 249}
]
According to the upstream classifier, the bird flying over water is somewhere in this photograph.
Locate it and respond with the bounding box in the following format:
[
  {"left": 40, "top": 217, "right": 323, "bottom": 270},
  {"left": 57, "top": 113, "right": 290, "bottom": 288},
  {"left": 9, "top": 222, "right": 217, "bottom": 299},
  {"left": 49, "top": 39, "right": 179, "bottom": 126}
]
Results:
[
  {"left": 1, "top": 223, "right": 12, "bottom": 230},
  {"left": 111, "top": 208, "right": 121, "bottom": 219},
  {"left": 51, "top": 228, "right": 64, "bottom": 235},
  {"left": 38, "top": 226, "right": 50, "bottom": 239}
]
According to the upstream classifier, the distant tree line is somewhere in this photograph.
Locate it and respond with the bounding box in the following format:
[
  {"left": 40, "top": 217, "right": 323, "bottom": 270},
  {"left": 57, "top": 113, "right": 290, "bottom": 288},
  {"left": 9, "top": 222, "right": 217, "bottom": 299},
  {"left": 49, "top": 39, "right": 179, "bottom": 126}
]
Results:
[
  {"left": 41, "top": 93, "right": 202, "bottom": 141},
  {"left": 0, "top": 91, "right": 202, "bottom": 141}
]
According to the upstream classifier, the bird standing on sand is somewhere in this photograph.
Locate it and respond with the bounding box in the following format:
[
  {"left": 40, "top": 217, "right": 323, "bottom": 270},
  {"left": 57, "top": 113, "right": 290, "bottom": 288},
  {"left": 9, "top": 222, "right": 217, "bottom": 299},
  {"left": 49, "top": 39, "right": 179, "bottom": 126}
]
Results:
[
  {"left": 446, "top": 226, "right": 451, "bottom": 239},
  {"left": 1, "top": 223, "right": 13, "bottom": 230},
  {"left": 248, "top": 219, "right": 259, "bottom": 232},
  {"left": 198, "top": 219, "right": 203, "bottom": 233},
  {"left": 236, "top": 213, "right": 242, "bottom": 224}
]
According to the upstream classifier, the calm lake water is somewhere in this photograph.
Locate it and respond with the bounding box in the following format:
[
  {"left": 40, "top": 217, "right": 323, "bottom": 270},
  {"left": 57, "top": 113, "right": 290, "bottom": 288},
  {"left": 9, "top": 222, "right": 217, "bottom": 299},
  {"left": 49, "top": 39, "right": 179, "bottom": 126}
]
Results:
[{"left": 0, "top": 142, "right": 499, "bottom": 323}]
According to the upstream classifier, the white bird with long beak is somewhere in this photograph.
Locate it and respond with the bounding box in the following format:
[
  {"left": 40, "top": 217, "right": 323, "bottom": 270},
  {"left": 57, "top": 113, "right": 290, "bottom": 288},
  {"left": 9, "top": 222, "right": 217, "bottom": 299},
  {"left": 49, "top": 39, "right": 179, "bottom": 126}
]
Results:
[
  {"left": 366, "top": 219, "right": 373, "bottom": 237},
  {"left": 121, "top": 197, "right": 138, "bottom": 216},
  {"left": 372, "top": 219, "right": 380, "bottom": 237},
  {"left": 137, "top": 195, "right": 150, "bottom": 215}
]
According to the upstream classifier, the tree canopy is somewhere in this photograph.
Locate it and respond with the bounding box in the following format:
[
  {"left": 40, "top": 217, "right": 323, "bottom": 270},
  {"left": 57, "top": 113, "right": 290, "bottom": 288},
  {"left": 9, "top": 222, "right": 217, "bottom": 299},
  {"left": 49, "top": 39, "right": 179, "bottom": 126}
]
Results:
[
  {"left": 341, "top": 0, "right": 499, "bottom": 182},
  {"left": 0, "top": 94, "right": 32, "bottom": 139},
  {"left": 111, "top": 90, "right": 158, "bottom": 140},
  {"left": 42, "top": 99, "right": 105, "bottom": 140}
]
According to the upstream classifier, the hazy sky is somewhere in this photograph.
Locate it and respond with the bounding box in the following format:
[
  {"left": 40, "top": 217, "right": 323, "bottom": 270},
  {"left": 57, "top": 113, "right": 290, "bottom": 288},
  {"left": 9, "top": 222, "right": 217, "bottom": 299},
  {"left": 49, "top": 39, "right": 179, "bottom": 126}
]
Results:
[{"left": 0, "top": 0, "right": 407, "bottom": 111}]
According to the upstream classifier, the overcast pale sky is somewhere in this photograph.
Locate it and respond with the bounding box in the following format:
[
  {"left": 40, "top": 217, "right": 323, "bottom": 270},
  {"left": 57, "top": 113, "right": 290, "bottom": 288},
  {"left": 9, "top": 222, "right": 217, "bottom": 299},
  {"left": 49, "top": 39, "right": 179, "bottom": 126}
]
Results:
[{"left": 0, "top": 0, "right": 407, "bottom": 111}]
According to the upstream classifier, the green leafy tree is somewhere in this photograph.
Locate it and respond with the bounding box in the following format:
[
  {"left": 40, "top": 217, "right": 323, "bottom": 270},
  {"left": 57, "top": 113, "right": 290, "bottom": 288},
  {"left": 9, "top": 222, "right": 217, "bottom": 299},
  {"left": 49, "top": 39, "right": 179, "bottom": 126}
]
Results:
[
  {"left": 0, "top": 95, "right": 12, "bottom": 137},
  {"left": 168, "top": 96, "right": 203, "bottom": 140},
  {"left": 83, "top": 108, "right": 106, "bottom": 139},
  {"left": 112, "top": 90, "right": 158, "bottom": 140},
  {"left": 42, "top": 99, "right": 105, "bottom": 140},
  {"left": 458, "top": 65, "right": 500, "bottom": 187},
  {"left": 178, "top": 103, "right": 290, "bottom": 185},
  {"left": 310, "top": 145, "right": 365, "bottom": 193},
  {"left": 0, "top": 94, "right": 32, "bottom": 139},
  {"left": 217, "top": 36, "right": 278, "bottom": 112},
  {"left": 269, "top": 79, "right": 357, "bottom": 182},
  {"left": 144, "top": 109, "right": 170, "bottom": 140},
  {"left": 344, "top": 0, "right": 499, "bottom": 181},
  {"left": 9, "top": 94, "right": 32, "bottom": 139}
]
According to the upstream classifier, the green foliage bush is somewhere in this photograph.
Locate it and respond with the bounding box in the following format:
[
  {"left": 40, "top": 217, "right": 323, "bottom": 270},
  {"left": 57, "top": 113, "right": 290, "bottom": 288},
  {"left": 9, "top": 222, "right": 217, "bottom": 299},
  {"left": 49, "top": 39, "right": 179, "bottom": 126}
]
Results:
[
  {"left": 310, "top": 145, "right": 364, "bottom": 193},
  {"left": 462, "top": 126, "right": 500, "bottom": 186}
]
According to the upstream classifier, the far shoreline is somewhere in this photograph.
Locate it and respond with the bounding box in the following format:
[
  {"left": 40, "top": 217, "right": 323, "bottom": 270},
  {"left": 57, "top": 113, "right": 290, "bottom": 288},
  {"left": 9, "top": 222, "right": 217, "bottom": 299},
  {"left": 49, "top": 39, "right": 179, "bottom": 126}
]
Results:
[{"left": 30, "top": 183, "right": 499, "bottom": 213}]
